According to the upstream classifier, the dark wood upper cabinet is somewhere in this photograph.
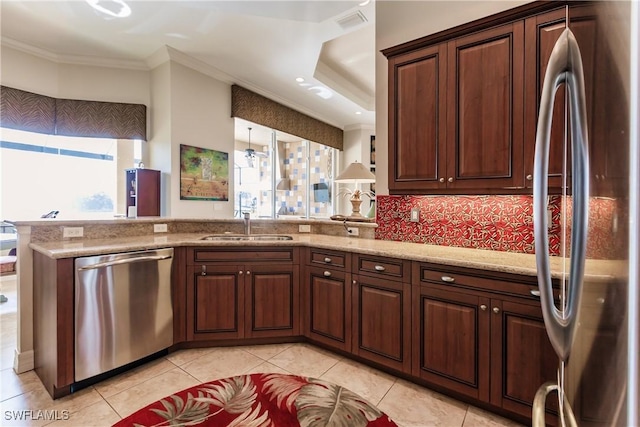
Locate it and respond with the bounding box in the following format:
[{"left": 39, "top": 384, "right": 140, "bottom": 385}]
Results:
[
  {"left": 125, "top": 168, "right": 160, "bottom": 217},
  {"left": 388, "top": 44, "right": 447, "bottom": 192},
  {"left": 446, "top": 22, "right": 525, "bottom": 191},
  {"left": 387, "top": 21, "right": 525, "bottom": 194},
  {"left": 524, "top": 8, "right": 568, "bottom": 190}
]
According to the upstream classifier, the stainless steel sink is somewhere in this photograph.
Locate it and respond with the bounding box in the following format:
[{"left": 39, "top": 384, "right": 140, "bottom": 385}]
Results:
[{"left": 200, "top": 234, "right": 293, "bottom": 241}]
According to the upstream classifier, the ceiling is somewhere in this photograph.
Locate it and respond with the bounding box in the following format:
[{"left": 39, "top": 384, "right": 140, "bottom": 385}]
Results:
[{"left": 0, "top": 0, "right": 376, "bottom": 144}]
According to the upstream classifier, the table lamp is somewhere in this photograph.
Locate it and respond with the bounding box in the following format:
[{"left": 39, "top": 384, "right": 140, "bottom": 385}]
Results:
[{"left": 335, "top": 161, "right": 376, "bottom": 218}]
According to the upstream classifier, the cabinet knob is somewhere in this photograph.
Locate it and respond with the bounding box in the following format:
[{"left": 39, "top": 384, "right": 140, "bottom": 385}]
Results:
[
  {"left": 374, "top": 265, "right": 386, "bottom": 272},
  {"left": 480, "top": 304, "right": 487, "bottom": 311},
  {"left": 323, "top": 271, "right": 332, "bottom": 277},
  {"left": 246, "top": 271, "right": 251, "bottom": 275},
  {"left": 447, "top": 177, "right": 454, "bottom": 183},
  {"left": 324, "top": 257, "right": 332, "bottom": 263},
  {"left": 201, "top": 265, "right": 207, "bottom": 276},
  {"left": 530, "top": 290, "right": 541, "bottom": 297},
  {"left": 526, "top": 174, "right": 533, "bottom": 181},
  {"left": 441, "top": 276, "right": 455, "bottom": 283},
  {"left": 439, "top": 177, "right": 445, "bottom": 183},
  {"left": 239, "top": 270, "right": 243, "bottom": 275},
  {"left": 353, "top": 280, "right": 357, "bottom": 285},
  {"left": 493, "top": 307, "right": 500, "bottom": 314}
]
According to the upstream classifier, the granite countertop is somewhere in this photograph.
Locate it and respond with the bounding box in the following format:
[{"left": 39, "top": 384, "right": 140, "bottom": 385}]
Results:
[{"left": 29, "top": 232, "right": 621, "bottom": 281}]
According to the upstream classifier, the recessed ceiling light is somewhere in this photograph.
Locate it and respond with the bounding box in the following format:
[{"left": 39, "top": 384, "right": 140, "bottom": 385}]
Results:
[
  {"left": 296, "top": 77, "right": 305, "bottom": 83},
  {"left": 355, "top": 111, "right": 362, "bottom": 115},
  {"left": 86, "top": 0, "right": 131, "bottom": 18},
  {"left": 359, "top": 0, "right": 371, "bottom": 6}
]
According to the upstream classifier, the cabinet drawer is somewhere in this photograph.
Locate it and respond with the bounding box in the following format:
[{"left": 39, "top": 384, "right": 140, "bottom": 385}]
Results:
[
  {"left": 189, "top": 247, "right": 296, "bottom": 265},
  {"left": 415, "top": 263, "right": 555, "bottom": 301},
  {"left": 354, "top": 255, "right": 410, "bottom": 282},
  {"left": 307, "top": 248, "right": 349, "bottom": 270}
]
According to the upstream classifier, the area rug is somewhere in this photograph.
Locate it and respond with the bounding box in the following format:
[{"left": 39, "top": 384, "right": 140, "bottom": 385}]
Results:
[{"left": 113, "top": 373, "right": 398, "bottom": 427}]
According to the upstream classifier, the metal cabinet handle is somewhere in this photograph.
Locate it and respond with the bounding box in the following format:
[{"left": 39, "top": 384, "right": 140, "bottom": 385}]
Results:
[
  {"left": 447, "top": 177, "right": 453, "bottom": 183},
  {"left": 324, "top": 257, "right": 332, "bottom": 263},
  {"left": 533, "top": 28, "right": 589, "bottom": 362},
  {"left": 493, "top": 307, "right": 500, "bottom": 314},
  {"left": 480, "top": 305, "right": 487, "bottom": 311},
  {"left": 201, "top": 265, "right": 207, "bottom": 276},
  {"left": 526, "top": 174, "right": 533, "bottom": 181},
  {"left": 439, "top": 177, "right": 445, "bottom": 183},
  {"left": 78, "top": 254, "right": 172, "bottom": 270},
  {"left": 441, "top": 276, "right": 455, "bottom": 283},
  {"left": 323, "top": 271, "right": 332, "bottom": 277},
  {"left": 374, "top": 265, "right": 386, "bottom": 272},
  {"left": 530, "top": 290, "right": 541, "bottom": 297}
]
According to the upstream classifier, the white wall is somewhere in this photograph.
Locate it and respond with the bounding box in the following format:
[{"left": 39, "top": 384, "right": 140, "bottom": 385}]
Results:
[
  {"left": 150, "top": 61, "right": 172, "bottom": 216},
  {"left": 375, "top": 0, "right": 534, "bottom": 196},
  {"left": 168, "top": 61, "right": 235, "bottom": 218}
]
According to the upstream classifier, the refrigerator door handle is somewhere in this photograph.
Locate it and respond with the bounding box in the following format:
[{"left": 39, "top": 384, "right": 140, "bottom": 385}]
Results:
[
  {"left": 532, "top": 381, "right": 578, "bottom": 427},
  {"left": 533, "top": 28, "right": 589, "bottom": 362}
]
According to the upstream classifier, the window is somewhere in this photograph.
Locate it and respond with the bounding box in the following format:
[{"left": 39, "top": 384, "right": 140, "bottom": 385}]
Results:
[
  {"left": 234, "top": 120, "right": 337, "bottom": 219},
  {"left": 0, "top": 128, "right": 138, "bottom": 220}
]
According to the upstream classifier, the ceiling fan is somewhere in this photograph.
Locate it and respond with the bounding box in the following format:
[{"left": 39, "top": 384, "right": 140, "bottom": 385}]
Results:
[{"left": 244, "top": 127, "right": 267, "bottom": 167}]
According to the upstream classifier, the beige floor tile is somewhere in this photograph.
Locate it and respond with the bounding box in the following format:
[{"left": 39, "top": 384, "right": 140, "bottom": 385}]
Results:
[
  {"left": 0, "top": 369, "right": 43, "bottom": 402},
  {"left": 463, "top": 405, "right": 524, "bottom": 427},
  {"left": 0, "top": 345, "right": 16, "bottom": 371},
  {"left": 268, "top": 343, "right": 341, "bottom": 378},
  {"left": 166, "top": 347, "right": 214, "bottom": 367},
  {"left": 93, "top": 357, "right": 177, "bottom": 398},
  {"left": 320, "top": 358, "right": 396, "bottom": 406},
  {"left": 179, "top": 346, "right": 264, "bottom": 383},
  {"left": 45, "top": 399, "right": 121, "bottom": 427},
  {"left": 105, "top": 367, "right": 200, "bottom": 418},
  {"left": 240, "top": 343, "right": 293, "bottom": 360},
  {"left": 377, "top": 379, "right": 468, "bottom": 427},
  {"left": 244, "top": 361, "right": 291, "bottom": 375}
]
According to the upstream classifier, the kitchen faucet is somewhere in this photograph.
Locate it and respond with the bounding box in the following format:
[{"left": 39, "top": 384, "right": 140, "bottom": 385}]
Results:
[{"left": 243, "top": 212, "right": 251, "bottom": 235}]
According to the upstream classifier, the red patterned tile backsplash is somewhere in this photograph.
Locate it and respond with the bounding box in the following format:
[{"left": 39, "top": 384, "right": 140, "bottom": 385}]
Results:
[{"left": 375, "top": 195, "right": 618, "bottom": 259}]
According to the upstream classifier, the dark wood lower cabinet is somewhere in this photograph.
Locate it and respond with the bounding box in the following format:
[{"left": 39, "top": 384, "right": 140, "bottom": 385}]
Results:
[
  {"left": 245, "top": 264, "right": 300, "bottom": 338},
  {"left": 187, "top": 264, "right": 245, "bottom": 340},
  {"left": 413, "top": 280, "right": 557, "bottom": 423},
  {"left": 353, "top": 274, "right": 411, "bottom": 373},
  {"left": 492, "top": 300, "right": 558, "bottom": 421},
  {"left": 412, "top": 285, "right": 491, "bottom": 400},
  {"left": 305, "top": 266, "right": 352, "bottom": 352}
]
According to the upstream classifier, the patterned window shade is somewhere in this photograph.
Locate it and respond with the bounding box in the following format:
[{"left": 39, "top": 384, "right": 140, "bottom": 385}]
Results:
[
  {"left": 55, "top": 98, "right": 147, "bottom": 140},
  {"left": 0, "top": 86, "right": 56, "bottom": 134},
  {"left": 0, "top": 86, "right": 147, "bottom": 140},
  {"left": 231, "top": 85, "right": 343, "bottom": 150}
]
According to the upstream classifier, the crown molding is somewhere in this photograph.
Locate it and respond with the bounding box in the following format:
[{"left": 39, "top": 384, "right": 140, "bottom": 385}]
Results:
[{"left": 1, "top": 37, "right": 148, "bottom": 71}]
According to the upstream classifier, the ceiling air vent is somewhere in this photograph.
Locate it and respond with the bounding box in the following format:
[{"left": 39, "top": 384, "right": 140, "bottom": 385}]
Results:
[{"left": 336, "top": 11, "right": 368, "bottom": 30}]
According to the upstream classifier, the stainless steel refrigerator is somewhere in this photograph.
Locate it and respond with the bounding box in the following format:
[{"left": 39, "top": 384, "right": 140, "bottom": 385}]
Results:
[{"left": 532, "top": 1, "right": 639, "bottom": 426}]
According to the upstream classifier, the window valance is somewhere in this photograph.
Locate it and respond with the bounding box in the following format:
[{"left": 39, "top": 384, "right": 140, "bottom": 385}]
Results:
[
  {"left": 231, "top": 84, "right": 343, "bottom": 150},
  {"left": 0, "top": 86, "right": 147, "bottom": 141}
]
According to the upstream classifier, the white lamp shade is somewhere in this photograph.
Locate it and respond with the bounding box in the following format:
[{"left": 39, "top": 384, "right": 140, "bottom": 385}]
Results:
[{"left": 335, "top": 161, "right": 376, "bottom": 183}]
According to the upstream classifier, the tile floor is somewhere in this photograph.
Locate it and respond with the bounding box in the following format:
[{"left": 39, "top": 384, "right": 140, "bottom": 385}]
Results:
[{"left": 0, "top": 275, "right": 523, "bottom": 427}]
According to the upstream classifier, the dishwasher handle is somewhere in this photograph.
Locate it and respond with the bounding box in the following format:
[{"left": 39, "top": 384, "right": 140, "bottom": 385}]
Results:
[{"left": 77, "top": 254, "right": 173, "bottom": 271}]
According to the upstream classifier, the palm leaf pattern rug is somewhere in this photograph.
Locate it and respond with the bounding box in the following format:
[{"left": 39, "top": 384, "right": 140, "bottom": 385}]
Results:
[{"left": 112, "top": 373, "right": 398, "bottom": 427}]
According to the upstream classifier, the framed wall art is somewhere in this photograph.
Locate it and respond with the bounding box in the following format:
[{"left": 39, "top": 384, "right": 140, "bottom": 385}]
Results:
[
  {"left": 180, "top": 144, "right": 229, "bottom": 201},
  {"left": 370, "top": 135, "right": 376, "bottom": 165}
]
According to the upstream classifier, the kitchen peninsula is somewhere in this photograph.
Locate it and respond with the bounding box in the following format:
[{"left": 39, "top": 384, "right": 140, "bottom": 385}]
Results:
[{"left": 13, "top": 217, "right": 619, "bottom": 425}]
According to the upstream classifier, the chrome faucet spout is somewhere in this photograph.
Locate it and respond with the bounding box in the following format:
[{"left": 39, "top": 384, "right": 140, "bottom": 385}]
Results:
[{"left": 243, "top": 212, "right": 251, "bottom": 235}]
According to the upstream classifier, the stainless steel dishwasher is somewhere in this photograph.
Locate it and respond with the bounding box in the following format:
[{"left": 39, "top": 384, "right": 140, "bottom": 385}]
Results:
[{"left": 74, "top": 248, "right": 174, "bottom": 382}]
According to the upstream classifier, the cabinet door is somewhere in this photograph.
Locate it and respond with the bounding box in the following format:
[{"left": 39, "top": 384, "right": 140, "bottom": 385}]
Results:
[
  {"left": 446, "top": 22, "right": 524, "bottom": 190},
  {"left": 245, "top": 264, "right": 300, "bottom": 338},
  {"left": 186, "top": 265, "right": 244, "bottom": 340},
  {"left": 524, "top": 8, "right": 567, "bottom": 190},
  {"left": 352, "top": 275, "right": 411, "bottom": 373},
  {"left": 306, "top": 266, "right": 351, "bottom": 352},
  {"left": 491, "top": 299, "right": 558, "bottom": 420},
  {"left": 412, "top": 285, "right": 490, "bottom": 401},
  {"left": 388, "top": 43, "right": 447, "bottom": 192}
]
